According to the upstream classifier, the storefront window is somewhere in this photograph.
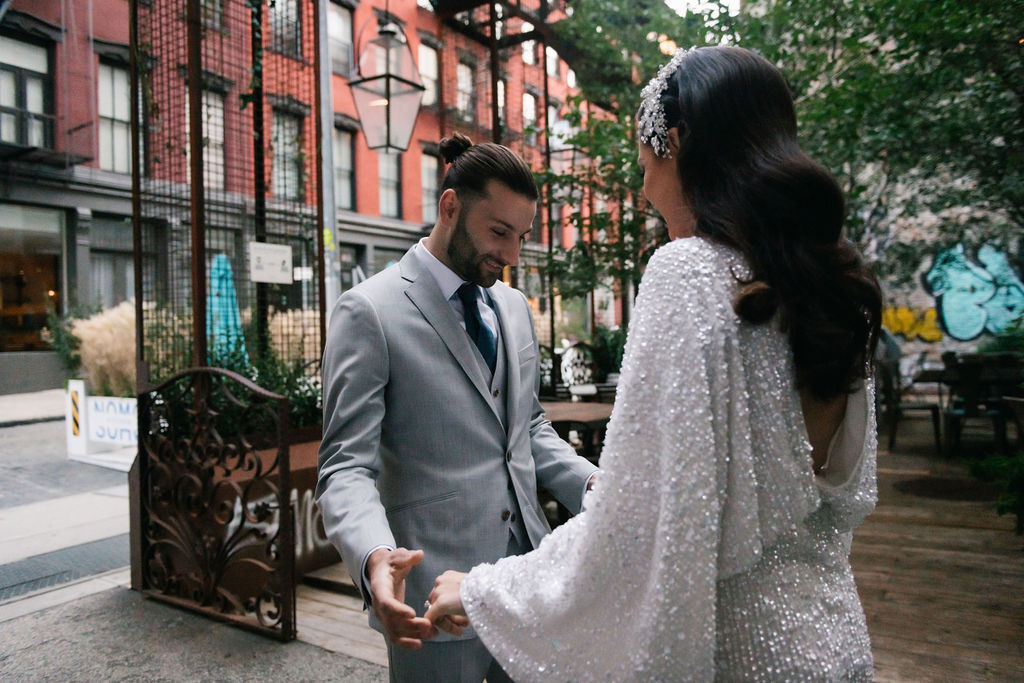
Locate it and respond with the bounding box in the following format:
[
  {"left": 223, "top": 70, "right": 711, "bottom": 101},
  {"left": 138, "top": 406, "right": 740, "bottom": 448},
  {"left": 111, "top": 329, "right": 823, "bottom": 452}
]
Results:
[{"left": 0, "top": 204, "right": 63, "bottom": 351}]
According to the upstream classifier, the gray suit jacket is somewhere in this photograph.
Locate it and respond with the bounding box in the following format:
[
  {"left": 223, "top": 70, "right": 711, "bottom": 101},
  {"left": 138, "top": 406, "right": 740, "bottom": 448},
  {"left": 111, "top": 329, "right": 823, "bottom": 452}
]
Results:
[{"left": 315, "top": 247, "right": 598, "bottom": 639}]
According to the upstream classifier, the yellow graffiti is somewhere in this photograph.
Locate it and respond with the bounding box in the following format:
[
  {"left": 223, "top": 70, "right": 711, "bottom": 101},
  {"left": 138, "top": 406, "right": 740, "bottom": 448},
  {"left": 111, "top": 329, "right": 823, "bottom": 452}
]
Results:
[
  {"left": 882, "top": 306, "right": 944, "bottom": 343},
  {"left": 322, "top": 227, "right": 336, "bottom": 253}
]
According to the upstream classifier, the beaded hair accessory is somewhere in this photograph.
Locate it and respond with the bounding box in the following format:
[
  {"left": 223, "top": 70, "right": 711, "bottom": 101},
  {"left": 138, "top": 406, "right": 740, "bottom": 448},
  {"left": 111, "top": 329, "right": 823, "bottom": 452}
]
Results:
[{"left": 637, "top": 46, "right": 694, "bottom": 158}]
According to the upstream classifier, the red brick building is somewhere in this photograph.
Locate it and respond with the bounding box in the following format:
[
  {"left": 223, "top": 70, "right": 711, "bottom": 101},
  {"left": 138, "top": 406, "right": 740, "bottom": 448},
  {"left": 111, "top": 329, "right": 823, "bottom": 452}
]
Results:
[{"left": 0, "top": 0, "right": 593, "bottom": 390}]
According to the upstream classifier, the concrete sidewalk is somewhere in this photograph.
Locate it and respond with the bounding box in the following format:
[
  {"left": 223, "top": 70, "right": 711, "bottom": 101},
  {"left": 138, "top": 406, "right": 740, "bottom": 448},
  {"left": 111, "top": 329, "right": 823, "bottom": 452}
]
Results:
[
  {"left": 0, "top": 396, "right": 389, "bottom": 681},
  {"left": 0, "top": 388, "right": 66, "bottom": 428},
  {"left": 0, "top": 585, "right": 387, "bottom": 681}
]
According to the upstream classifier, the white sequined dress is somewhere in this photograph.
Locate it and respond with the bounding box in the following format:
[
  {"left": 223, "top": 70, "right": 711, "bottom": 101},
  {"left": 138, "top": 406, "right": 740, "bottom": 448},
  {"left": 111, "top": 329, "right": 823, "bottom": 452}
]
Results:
[{"left": 461, "top": 237, "right": 876, "bottom": 681}]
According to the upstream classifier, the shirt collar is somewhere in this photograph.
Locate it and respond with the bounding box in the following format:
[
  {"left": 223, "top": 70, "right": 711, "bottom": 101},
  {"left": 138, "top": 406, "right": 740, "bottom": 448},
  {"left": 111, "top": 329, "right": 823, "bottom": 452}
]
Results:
[{"left": 414, "top": 237, "right": 483, "bottom": 302}]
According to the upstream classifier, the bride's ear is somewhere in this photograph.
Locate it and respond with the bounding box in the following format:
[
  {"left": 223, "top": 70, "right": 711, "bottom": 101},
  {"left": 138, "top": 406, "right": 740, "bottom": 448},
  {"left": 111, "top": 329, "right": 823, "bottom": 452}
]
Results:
[{"left": 666, "top": 127, "right": 682, "bottom": 158}]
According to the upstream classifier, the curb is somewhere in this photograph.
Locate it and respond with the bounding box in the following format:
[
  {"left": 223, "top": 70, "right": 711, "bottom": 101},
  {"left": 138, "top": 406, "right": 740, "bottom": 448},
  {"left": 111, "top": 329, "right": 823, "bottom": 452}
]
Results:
[{"left": 0, "top": 415, "right": 64, "bottom": 429}]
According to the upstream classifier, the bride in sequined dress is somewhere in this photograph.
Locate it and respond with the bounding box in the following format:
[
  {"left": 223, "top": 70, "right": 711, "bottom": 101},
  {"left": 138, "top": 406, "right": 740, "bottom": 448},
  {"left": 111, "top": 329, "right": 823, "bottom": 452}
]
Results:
[{"left": 424, "top": 46, "right": 883, "bottom": 681}]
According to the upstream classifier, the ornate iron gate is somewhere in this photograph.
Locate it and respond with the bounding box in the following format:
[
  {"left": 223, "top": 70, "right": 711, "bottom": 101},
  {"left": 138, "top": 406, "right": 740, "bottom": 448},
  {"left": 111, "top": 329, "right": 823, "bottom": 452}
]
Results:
[{"left": 134, "top": 367, "right": 296, "bottom": 639}]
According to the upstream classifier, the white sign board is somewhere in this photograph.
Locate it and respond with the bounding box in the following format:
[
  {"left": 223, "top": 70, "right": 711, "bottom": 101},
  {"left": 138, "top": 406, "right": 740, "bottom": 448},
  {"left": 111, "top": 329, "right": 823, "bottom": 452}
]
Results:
[
  {"left": 88, "top": 395, "right": 138, "bottom": 445},
  {"left": 249, "top": 241, "right": 294, "bottom": 284}
]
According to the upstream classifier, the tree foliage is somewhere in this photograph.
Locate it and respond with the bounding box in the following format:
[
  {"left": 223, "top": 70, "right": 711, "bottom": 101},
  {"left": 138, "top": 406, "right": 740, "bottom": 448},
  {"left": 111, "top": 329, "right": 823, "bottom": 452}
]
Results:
[
  {"left": 540, "top": 0, "right": 711, "bottom": 323},
  {"left": 547, "top": 0, "right": 1023, "bottom": 300},
  {"left": 724, "top": 0, "right": 1024, "bottom": 285}
]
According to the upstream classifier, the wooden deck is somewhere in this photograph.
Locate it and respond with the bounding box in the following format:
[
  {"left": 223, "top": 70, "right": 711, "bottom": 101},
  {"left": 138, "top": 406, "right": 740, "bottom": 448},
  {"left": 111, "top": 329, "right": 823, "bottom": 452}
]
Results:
[
  {"left": 296, "top": 416, "right": 1024, "bottom": 680},
  {"left": 853, "top": 416, "right": 1024, "bottom": 681}
]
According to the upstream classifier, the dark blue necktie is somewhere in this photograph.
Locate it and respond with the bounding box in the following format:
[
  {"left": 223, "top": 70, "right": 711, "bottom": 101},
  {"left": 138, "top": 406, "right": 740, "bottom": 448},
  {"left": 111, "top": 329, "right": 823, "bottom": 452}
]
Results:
[{"left": 457, "top": 283, "right": 497, "bottom": 373}]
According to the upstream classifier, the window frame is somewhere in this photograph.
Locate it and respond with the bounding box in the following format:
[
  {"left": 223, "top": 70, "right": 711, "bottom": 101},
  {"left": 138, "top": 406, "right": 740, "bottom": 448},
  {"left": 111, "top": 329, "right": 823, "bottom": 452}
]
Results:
[
  {"left": 269, "top": 0, "right": 302, "bottom": 59},
  {"left": 327, "top": 2, "right": 353, "bottom": 76},
  {"left": 522, "top": 90, "right": 537, "bottom": 146},
  {"left": 378, "top": 150, "right": 402, "bottom": 219},
  {"left": 97, "top": 61, "right": 132, "bottom": 174},
  {"left": 272, "top": 109, "right": 304, "bottom": 201},
  {"left": 456, "top": 60, "right": 476, "bottom": 122},
  {"left": 418, "top": 42, "right": 439, "bottom": 108},
  {"left": 420, "top": 152, "right": 439, "bottom": 224},
  {"left": 0, "top": 34, "right": 54, "bottom": 149},
  {"left": 332, "top": 126, "right": 355, "bottom": 211}
]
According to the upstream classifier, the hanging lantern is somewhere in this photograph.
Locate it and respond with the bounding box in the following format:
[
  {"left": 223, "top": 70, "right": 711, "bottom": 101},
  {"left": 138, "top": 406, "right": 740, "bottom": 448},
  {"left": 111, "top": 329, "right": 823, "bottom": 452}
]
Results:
[{"left": 349, "top": 19, "right": 425, "bottom": 154}]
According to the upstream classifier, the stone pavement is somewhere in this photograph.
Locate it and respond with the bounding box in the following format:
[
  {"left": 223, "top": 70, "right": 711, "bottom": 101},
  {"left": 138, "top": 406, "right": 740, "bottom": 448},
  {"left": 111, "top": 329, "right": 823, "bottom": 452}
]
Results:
[{"left": 0, "top": 393, "right": 388, "bottom": 681}]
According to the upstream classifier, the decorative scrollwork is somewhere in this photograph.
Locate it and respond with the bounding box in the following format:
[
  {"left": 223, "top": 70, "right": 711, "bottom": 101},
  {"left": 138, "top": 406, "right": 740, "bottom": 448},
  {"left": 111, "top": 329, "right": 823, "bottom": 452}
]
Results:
[{"left": 137, "top": 367, "right": 295, "bottom": 639}]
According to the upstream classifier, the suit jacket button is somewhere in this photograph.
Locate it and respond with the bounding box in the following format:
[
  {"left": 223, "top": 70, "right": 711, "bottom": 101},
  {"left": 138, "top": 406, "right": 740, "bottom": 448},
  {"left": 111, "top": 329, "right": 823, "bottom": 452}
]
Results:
[
  {"left": 492, "top": 388, "right": 500, "bottom": 397},
  {"left": 501, "top": 509, "right": 511, "bottom": 521},
  {"left": 505, "top": 451, "right": 512, "bottom": 462}
]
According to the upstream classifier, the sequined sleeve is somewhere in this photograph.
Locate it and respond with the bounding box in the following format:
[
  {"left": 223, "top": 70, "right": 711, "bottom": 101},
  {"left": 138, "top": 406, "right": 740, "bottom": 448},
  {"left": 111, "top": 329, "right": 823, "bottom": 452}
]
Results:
[{"left": 460, "top": 238, "right": 824, "bottom": 681}]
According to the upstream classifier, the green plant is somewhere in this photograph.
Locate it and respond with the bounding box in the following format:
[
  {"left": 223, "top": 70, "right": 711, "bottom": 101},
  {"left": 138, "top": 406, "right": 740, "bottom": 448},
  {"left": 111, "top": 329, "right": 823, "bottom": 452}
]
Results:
[
  {"left": 44, "top": 306, "right": 83, "bottom": 372},
  {"left": 978, "top": 318, "right": 1024, "bottom": 354},
  {"left": 210, "top": 344, "right": 322, "bottom": 429},
  {"left": 591, "top": 324, "right": 628, "bottom": 381},
  {"left": 970, "top": 450, "right": 1024, "bottom": 535}
]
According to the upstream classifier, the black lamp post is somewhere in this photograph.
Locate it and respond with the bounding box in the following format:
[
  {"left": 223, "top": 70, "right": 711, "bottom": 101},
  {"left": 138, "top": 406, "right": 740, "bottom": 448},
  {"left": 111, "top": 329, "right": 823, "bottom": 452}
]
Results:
[{"left": 349, "top": 18, "right": 425, "bottom": 153}]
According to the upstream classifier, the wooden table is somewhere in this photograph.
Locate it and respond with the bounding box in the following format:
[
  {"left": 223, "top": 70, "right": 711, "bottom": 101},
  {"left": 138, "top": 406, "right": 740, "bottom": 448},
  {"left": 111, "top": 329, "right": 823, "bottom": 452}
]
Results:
[{"left": 541, "top": 400, "right": 613, "bottom": 464}]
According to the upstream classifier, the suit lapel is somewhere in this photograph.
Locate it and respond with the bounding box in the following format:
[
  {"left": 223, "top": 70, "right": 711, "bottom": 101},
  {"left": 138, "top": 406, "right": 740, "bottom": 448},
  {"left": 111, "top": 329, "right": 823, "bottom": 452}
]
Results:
[
  {"left": 400, "top": 250, "right": 500, "bottom": 422},
  {"left": 490, "top": 286, "right": 522, "bottom": 443}
]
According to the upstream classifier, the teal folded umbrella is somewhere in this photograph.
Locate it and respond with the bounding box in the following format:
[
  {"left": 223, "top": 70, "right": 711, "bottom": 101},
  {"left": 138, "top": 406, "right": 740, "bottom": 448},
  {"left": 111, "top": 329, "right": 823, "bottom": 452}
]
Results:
[{"left": 207, "top": 253, "right": 249, "bottom": 365}]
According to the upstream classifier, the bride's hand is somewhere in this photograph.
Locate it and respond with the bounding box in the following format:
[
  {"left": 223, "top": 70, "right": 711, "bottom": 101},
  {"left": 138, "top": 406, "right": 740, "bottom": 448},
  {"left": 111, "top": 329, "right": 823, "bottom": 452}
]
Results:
[{"left": 424, "top": 570, "right": 470, "bottom": 636}]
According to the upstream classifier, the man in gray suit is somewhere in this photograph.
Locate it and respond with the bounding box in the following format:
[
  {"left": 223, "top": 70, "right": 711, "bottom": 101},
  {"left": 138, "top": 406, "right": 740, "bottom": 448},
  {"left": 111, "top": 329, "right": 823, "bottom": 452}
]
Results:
[{"left": 316, "top": 133, "right": 598, "bottom": 682}]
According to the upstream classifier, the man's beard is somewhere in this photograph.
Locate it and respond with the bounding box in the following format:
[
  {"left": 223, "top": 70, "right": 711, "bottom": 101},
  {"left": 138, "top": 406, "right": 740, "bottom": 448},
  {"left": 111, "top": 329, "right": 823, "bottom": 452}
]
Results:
[{"left": 447, "top": 209, "right": 500, "bottom": 287}]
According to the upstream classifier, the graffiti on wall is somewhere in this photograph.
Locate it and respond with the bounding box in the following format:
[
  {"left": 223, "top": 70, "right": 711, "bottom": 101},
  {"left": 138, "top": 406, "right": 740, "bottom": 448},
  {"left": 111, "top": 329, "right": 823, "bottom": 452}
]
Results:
[
  {"left": 925, "top": 244, "right": 1024, "bottom": 341},
  {"left": 882, "top": 306, "right": 943, "bottom": 342}
]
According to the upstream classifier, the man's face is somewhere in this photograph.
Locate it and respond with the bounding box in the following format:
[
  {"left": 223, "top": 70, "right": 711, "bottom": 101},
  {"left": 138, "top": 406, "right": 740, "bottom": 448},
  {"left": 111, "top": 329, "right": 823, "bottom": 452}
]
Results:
[{"left": 446, "top": 180, "right": 537, "bottom": 287}]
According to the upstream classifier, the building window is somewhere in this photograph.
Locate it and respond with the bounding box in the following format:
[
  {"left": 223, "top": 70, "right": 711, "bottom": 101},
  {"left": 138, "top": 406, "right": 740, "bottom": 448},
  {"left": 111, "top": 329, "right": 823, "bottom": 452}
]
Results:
[
  {"left": 270, "top": 0, "right": 302, "bottom": 58},
  {"left": 529, "top": 209, "right": 542, "bottom": 243},
  {"left": 98, "top": 63, "right": 131, "bottom": 174},
  {"left": 91, "top": 250, "right": 134, "bottom": 310},
  {"left": 0, "top": 36, "right": 52, "bottom": 148},
  {"left": 418, "top": 43, "right": 438, "bottom": 107},
  {"left": 522, "top": 91, "right": 537, "bottom": 145},
  {"left": 521, "top": 22, "right": 535, "bottom": 65},
  {"left": 332, "top": 127, "right": 354, "bottom": 211},
  {"left": 546, "top": 46, "right": 560, "bottom": 79},
  {"left": 272, "top": 111, "right": 303, "bottom": 201},
  {"left": 497, "top": 79, "right": 506, "bottom": 125},
  {"left": 550, "top": 203, "right": 562, "bottom": 248},
  {"left": 0, "top": 204, "right": 62, "bottom": 352},
  {"left": 327, "top": 3, "right": 353, "bottom": 76},
  {"left": 547, "top": 103, "right": 560, "bottom": 129},
  {"left": 456, "top": 61, "right": 474, "bottom": 121},
  {"left": 184, "top": 90, "right": 225, "bottom": 191},
  {"left": 204, "top": 92, "right": 225, "bottom": 191},
  {"left": 202, "top": 0, "right": 223, "bottom": 29},
  {"left": 493, "top": 4, "right": 504, "bottom": 39},
  {"left": 372, "top": 247, "right": 406, "bottom": 275},
  {"left": 379, "top": 151, "right": 401, "bottom": 218},
  {"left": 421, "top": 153, "right": 439, "bottom": 223},
  {"left": 566, "top": 68, "right": 577, "bottom": 89}
]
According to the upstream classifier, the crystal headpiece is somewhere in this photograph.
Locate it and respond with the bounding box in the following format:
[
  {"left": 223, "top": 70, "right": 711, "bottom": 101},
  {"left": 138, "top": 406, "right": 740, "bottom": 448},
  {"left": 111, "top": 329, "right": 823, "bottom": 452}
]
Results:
[{"left": 637, "top": 46, "right": 694, "bottom": 158}]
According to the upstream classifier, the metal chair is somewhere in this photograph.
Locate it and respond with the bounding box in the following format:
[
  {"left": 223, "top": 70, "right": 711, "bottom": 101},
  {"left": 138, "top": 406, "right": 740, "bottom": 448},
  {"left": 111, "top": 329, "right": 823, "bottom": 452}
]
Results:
[
  {"left": 877, "top": 357, "right": 941, "bottom": 455},
  {"left": 943, "top": 353, "right": 1008, "bottom": 456}
]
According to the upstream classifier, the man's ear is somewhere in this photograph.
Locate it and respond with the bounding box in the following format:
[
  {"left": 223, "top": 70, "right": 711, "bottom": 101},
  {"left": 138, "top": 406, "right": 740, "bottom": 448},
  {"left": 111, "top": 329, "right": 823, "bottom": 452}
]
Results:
[
  {"left": 438, "top": 188, "right": 459, "bottom": 225},
  {"left": 666, "top": 127, "right": 682, "bottom": 158}
]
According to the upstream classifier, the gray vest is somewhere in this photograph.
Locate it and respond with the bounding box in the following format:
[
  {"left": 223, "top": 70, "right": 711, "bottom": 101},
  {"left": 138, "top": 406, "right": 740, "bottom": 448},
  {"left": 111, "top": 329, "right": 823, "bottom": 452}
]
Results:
[{"left": 471, "top": 306, "right": 530, "bottom": 551}]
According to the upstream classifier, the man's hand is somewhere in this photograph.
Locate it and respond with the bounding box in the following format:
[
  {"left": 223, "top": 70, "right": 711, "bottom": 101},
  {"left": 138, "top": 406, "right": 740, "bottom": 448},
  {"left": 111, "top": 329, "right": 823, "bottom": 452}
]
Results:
[{"left": 367, "top": 547, "right": 436, "bottom": 649}]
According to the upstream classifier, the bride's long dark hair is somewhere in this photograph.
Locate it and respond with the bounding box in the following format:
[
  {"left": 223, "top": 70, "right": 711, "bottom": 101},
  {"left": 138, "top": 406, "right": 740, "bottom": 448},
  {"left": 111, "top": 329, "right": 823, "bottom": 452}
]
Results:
[{"left": 658, "top": 46, "right": 881, "bottom": 400}]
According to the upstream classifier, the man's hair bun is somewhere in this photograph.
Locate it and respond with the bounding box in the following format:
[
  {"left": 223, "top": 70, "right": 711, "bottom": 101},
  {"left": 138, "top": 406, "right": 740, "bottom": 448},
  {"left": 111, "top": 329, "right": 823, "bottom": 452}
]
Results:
[{"left": 439, "top": 133, "right": 473, "bottom": 164}]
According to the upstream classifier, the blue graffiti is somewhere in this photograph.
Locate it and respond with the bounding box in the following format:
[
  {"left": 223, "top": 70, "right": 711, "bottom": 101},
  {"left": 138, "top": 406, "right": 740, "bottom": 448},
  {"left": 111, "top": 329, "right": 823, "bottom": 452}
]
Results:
[{"left": 925, "top": 244, "right": 1024, "bottom": 341}]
